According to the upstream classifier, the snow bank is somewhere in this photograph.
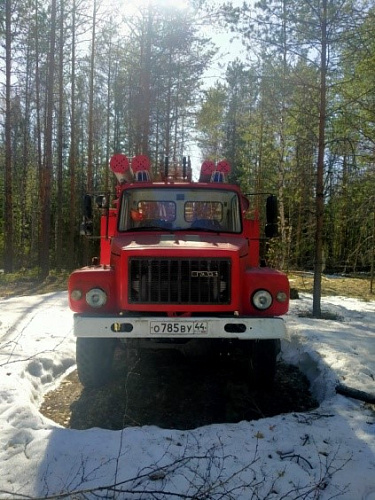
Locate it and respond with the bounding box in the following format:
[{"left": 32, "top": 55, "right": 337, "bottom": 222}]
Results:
[{"left": 0, "top": 291, "right": 374, "bottom": 499}]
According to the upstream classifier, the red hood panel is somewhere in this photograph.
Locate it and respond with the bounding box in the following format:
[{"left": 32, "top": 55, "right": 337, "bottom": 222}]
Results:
[{"left": 111, "top": 233, "right": 248, "bottom": 257}]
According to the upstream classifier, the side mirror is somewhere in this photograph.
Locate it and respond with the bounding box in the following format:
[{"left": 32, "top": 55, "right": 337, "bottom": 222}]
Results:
[
  {"left": 265, "top": 195, "right": 278, "bottom": 238},
  {"left": 95, "top": 195, "right": 108, "bottom": 209},
  {"left": 81, "top": 194, "right": 93, "bottom": 236},
  {"left": 83, "top": 194, "right": 93, "bottom": 219}
]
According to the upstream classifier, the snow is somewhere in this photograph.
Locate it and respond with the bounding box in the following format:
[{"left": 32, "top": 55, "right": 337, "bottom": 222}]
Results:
[{"left": 0, "top": 291, "right": 375, "bottom": 499}]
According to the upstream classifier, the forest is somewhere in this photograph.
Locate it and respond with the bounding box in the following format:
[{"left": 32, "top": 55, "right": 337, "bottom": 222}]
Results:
[{"left": 1, "top": 0, "right": 375, "bottom": 281}]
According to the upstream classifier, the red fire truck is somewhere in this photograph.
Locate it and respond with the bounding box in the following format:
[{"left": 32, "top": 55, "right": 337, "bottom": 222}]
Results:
[{"left": 68, "top": 154, "right": 289, "bottom": 388}]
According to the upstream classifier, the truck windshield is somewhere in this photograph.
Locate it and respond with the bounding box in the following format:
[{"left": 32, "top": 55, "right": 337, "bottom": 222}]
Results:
[{"left": 118, "top": 187, "right": 242, "bottom": 233}]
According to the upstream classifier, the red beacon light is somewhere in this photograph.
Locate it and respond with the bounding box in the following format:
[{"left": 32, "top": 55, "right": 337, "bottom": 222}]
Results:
[
  {"left": 131, "top": 155, "right": 152, "bottom": 182},
  {"left": 109, "top": 154, "right": 133, "bottom": 183},
  {"left": 199, "top": 160, "right": 216, "bottom": 182},
  {"left": 199, "top": 160, "right": 231, "bottom": 183},
  {"left": 109, "top": 154, "right": 152, "bottom": 183},
  {"left": 212, "top": 160, "right": 231, "bottom": 182}
]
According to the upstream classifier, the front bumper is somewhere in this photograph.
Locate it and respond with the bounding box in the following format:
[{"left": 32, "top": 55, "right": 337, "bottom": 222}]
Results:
[{"left": 73, "top": 314, "right": 288, "bottom": 340}]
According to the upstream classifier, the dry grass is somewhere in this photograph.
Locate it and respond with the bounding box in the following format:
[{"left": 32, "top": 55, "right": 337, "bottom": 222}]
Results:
[
  {"left": 0, "top": 269, "right": 374, "bottom": 302},
  {"left": 0, "top": 269, "right": 70, "bottom": 299},
  {"left": 288, "top": 272, "right": 375, "bottom": 302}
]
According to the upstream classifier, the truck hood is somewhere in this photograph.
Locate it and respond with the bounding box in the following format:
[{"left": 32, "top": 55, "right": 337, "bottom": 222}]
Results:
[{"left": 111, "top": 233, "right": 248, "bottom": 258}]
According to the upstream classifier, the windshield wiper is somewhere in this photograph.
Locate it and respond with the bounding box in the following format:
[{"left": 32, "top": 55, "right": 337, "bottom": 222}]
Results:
[
  {"left": 184, "top": 227, "right": 221, "bottom": 233},
  {"left": 130, "top": 225, "right": 172, "bottom": 232}
]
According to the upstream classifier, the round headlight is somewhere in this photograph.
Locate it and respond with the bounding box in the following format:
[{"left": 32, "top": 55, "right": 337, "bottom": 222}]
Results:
[
  {"left": 252, "top": 290, "right": 273, "bottom": 310},
  {"left": 70, "top": 289, "right": 82, "bottom": 301},
  {"left": 86, "top": 288, "right": 107, "bottom": 308}
]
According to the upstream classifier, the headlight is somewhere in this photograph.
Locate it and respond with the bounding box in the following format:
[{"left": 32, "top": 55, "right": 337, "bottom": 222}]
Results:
[
  {"left": 86, "top": 288, "right": 107, "bottom": 308},
  {"left": 252, "top": 290, "right": 273, "bottom": 310}
]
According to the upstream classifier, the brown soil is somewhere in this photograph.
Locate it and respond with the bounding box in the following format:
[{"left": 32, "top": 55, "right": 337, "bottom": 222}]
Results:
[{"left": 41, "top": 348, "right": 318, "bottom": 430}]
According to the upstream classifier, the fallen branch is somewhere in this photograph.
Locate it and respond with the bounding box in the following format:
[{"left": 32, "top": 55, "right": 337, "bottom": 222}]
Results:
[{"left": 336, "top": 383, "right": 375, "bottom": 404}]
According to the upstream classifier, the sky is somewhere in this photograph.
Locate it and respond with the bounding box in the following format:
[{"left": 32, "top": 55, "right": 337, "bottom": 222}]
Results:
[
  {"left": 93, "top": 0, "right": 248, "bottom": 170},
  {"left": 0, "top": 283, "right": 375, "bottom": 499}
]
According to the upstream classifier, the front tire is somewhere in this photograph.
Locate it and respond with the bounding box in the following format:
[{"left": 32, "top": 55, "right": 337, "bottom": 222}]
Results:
[
  {"left": 248, "top": 339, "right": 280, "bottom": 390},
  {"left": 76, "top": 337, "right": 117, "bottom": 388}
]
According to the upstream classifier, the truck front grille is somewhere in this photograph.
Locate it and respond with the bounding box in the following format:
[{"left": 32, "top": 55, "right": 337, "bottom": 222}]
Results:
[{"left": 129, "top": 258, "right": 231, "bottom": 305}]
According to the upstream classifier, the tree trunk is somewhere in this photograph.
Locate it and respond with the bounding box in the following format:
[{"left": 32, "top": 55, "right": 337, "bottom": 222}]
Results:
[
  {"left": 4, "top": 0, "right": 13, "bottom": 273},
  {"left": 56, "top": 0, "right": 64, "bottom": 271},
  {"left": 87, "top": 0, "right": 96, "bottom": 195},
  {"left": 277, "top": 0, "right": 288, "bottom": 270},
  {"left": 33, "top": 0, "right": 43, "bottom": 268},
  {"left": 68, "top": 0, "right": 77, "bottom": 270},
  {"left": 336, "top": 383, "right": 375, "bottom": 404},
  {"left": 313, "top": 0, "right": 327, "bottom": 318},
  {"left": 40, "top": 0, "right": 57, "bottom": 278},
  {"left": 141, "top": 5, "right": 152, "bottom": 156},
  {"left": 371, "top": 206, "right": 375, "bottom": 294},
  {"left": 21, "top": 38, "right": 32, "bottom": 267},
  {"left": 105, "top": 36, "right": 112, "bottom": 193},
  {"left": 84, "top": 0, "right": 96, "bottom": 265}
]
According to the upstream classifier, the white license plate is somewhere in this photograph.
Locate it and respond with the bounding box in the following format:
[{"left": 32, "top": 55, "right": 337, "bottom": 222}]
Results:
[{"left": 150, "top": 321, "right": 208, "bottom": 335}]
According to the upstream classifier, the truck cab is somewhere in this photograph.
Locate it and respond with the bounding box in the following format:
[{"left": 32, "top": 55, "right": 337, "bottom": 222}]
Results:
[{"left": 68, "top": 155, "right": 289, "bottom": 388}]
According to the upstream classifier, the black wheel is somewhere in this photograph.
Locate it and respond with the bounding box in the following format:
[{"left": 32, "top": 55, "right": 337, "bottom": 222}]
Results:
[
  {"left": 248, "top": 339, "right": 280, "bottom": 390},
  {"left": 76, "top": 337, "right": 117, "bottom": 388}
]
